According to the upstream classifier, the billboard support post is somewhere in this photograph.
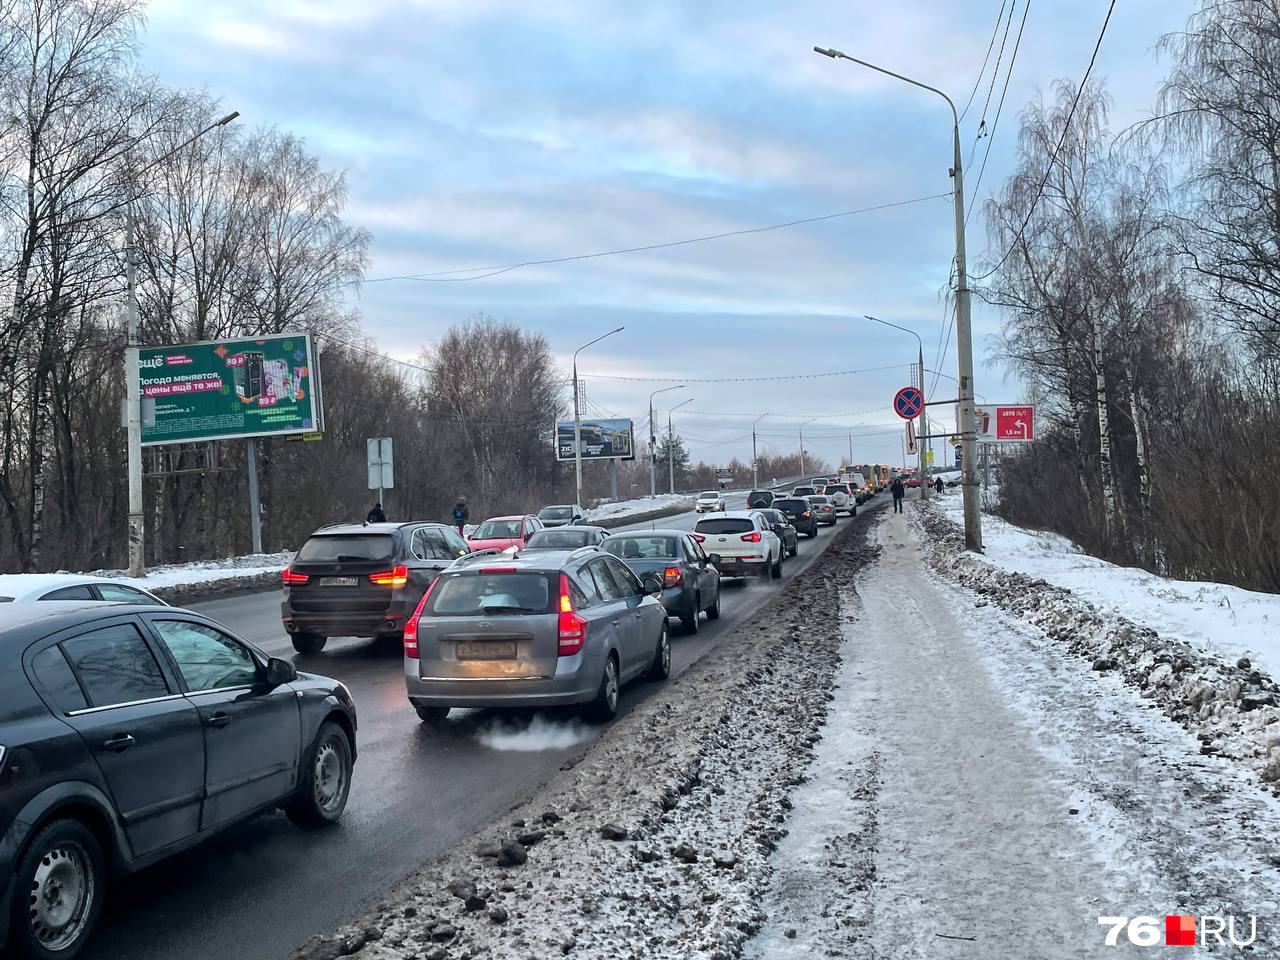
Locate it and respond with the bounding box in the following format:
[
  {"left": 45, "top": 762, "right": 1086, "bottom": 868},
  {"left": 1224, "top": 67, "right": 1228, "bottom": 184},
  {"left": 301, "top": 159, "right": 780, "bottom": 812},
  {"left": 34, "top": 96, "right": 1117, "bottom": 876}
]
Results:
[
  {"left": 125, "top": 203, "right": 144, "bottom": 577},
  {"left": 610, "top": 459, "right": 618, "bottom": 500},
  {"left": 246, "top": 437, "right": 263, "bottom": 554}
]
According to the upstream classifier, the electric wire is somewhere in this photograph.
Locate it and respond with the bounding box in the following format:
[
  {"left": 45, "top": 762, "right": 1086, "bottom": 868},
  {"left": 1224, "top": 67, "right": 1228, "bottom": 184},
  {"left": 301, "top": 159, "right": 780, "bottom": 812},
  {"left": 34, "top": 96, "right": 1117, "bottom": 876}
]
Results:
[{"left": 959, "top": 0, "right": 1012, "bottom": 124}]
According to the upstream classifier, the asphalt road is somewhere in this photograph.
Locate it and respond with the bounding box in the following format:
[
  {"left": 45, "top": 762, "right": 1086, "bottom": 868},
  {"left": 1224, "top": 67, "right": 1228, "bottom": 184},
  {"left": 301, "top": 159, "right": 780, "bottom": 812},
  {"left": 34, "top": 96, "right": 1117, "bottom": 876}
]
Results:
[{"left": 81, "top": 493, "right": 885, "bottom": 960}]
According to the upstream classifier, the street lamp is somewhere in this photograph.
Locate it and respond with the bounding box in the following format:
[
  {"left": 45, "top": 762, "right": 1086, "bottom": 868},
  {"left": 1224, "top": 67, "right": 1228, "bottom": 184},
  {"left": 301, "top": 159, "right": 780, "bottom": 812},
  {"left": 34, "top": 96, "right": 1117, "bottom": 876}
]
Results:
[
  {"left": 648, "top": 385, "right": 685, "bottom": 497},
  {"left": 815, "top": 44, "right": 981, "bottom": 551},
  {"left": 798, "top": 419, "right": 816, "bottom": 478},
  {"left": 752, "top": 412, "right": 769, "bottom": 490},
  {"left": 863, "top": 314, "right": 929, "bottom": 500},
  {"left": 667, "top": 397, "right": 694, "bottom": 494},
  {"left": 572, "top": 326, "right": 624, "bottom": 507},
  {"left": 125, "top": 110, "right": 240, "bottom": 576}
]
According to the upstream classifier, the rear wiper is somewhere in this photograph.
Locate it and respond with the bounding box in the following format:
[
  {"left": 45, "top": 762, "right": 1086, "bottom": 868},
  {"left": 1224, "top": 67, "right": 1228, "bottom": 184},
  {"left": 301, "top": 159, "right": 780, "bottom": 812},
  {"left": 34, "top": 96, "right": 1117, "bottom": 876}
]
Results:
[
  {"left": 480, "top": 605, "right": 538, "bottom": 614},
  {"left": 335, "top": 555, "right": 370, "bottom": 562}
]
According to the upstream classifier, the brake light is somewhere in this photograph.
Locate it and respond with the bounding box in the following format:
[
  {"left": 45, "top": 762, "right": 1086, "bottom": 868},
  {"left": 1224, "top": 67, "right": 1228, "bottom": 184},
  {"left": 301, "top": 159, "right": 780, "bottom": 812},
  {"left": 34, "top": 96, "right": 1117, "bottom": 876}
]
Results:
[
  {"left": 402, "top": 577, "right": 439, "bottom": 659},
  {"left": 480, "top": 567, "right": 517, "bottom": 573},
  {"left": 369, "top": 564, "right": 409, "bottom": 587},
  {"left": 692, "top": 533, "right": 706, "bottom": 542},
  {"left": 802, "top": 511, "right": 812, "bottom": 518},
  {"left": 663, "top": 566, "right": 682, "bottom": 587},
  {"left": 558, "top": 573, "right": 587, "bottom": 656},
  {"left": 740, "top": 531, "right": 762, "bottom": 543},
  {"left": 282, "top": 567, "right": 309, "bottom": 585}
]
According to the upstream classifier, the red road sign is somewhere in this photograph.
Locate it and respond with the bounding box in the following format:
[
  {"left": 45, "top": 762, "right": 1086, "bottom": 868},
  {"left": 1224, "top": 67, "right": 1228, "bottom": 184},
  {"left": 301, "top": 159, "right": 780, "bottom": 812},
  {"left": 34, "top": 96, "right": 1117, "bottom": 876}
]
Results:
[
  {"left": 893, "top": 386, "right": 924, "bottom": 420},
  {"left": 995, "top": 405, "right": 1034, "bottom": 441}
]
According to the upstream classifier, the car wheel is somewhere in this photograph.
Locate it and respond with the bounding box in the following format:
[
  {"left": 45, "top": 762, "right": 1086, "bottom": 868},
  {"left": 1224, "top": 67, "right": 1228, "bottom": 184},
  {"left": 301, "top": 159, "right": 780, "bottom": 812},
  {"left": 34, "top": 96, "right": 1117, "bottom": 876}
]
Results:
[
  {"left": 11, "top": 819, "right": 105, "bottom": 960},
  {"left": 414, "top": 705, "right": 450, "bottom": 724},
  {"left": 789, "top": 540, "right": 798, "bottom": 557},
  {"left": 683, "top": 594, "right": 700, "bottom": 635},
  {"left": 585, "top": 654, "right": 620, "bottom": 723},
  {"left": 286, "top": 720, "right": 353, "bottom": 828},
  {"left": 771, "top": 550, "right": 782, "bottom": 578},
  {"left": 291, "top": 632, "right": 326, "bottom": 655},
  {"left": 706, "top": 587, "right": 721, "bottom": 620},
  {"left": 648, "top": 623, "right": 671, "bottom": 681}
]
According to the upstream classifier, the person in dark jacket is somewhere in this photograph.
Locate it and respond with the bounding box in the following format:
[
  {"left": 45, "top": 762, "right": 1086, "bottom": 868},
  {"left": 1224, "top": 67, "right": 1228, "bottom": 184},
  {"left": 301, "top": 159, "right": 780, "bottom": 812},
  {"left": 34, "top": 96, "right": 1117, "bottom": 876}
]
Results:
[
  {"left": 452, "top": 497, "right": 469, "bottom": 536},
  {"left": 934, "top": 476, "right": 944, "bottom": 494},
  {"left": 367, "top": 502, "right": 386, "bottom": 523},
  {"left": 890, "top": 477, "right": 905, "bottom": 513}
]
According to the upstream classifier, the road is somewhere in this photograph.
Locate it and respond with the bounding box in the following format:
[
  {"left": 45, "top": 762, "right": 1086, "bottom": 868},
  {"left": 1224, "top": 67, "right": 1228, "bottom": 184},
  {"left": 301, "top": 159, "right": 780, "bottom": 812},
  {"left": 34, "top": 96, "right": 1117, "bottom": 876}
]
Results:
[{"left": 83, "top": 493, "right": 884, "bottom": 960}]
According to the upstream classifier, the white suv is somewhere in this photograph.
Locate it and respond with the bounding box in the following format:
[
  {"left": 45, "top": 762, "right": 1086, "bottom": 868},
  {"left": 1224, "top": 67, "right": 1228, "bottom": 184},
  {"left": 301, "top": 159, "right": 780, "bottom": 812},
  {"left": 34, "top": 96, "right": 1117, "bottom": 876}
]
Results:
[
  {"left": 693, "top": 511, "right": 782, "bottom": 580},
  {"left": 695, "top": 490, "right": 726, "bottom": 513}
]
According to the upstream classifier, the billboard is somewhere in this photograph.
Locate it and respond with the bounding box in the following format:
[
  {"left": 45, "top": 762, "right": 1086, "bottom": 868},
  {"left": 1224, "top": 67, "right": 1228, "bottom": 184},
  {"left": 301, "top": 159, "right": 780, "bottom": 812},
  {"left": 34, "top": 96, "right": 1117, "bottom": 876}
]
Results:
[
  {"left": 975, "top": 405, "right": 1035, "bottom": 442},
  {"left": 139, "top": 332, "right": 323, "bottom": 446},
  {"left": 555, "top": 418, "right": 635, "bottom": 461}
]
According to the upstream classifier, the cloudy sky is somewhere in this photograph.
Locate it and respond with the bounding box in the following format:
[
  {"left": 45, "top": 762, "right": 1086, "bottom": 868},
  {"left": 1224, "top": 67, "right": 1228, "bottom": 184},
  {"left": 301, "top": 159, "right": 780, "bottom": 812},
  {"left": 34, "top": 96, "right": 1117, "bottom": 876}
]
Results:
[{"left": 142, "top": 0, "right": 1191, "bottom": 471}]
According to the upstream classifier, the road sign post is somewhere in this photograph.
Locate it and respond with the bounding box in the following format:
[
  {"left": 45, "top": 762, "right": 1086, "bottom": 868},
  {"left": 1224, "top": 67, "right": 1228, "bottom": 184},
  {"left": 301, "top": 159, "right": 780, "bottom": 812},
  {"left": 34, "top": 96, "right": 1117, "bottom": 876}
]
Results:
[{"left": 367, "top": 437, "right": 394, "bottom": 508}]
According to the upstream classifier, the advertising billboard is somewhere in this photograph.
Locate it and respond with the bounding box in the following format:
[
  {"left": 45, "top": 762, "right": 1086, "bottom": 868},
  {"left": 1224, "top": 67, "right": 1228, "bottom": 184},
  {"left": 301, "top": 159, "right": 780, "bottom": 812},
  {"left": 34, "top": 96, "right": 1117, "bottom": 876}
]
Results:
[
  {"left": 139, "top": 332, "right": 323, "bottom": 446},
  {"left": 555, "top": 418, "right": 635, "bottom": 461},
  {"left": 975, "top": 405, "right": 1035, "bottom": 442}
]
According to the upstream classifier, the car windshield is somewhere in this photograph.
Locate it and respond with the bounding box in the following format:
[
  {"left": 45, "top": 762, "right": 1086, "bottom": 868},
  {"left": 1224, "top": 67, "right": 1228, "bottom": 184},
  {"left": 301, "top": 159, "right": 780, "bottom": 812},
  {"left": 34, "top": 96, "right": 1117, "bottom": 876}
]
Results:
[
  {"left": 824, "top": 486, "right": 845, "bottom": 494},
  {"left": 296, "top": 534, "right": 394, "bottom": 563},
  {"left": 698, "top": 492, "right": 719, "bottom": 499},
  {"left": 473, "top": 520, "right": 521, "bottom": 539},
  {"left": 539, "top": 507, "right": 574, "bottom": 519},
  {"left": 526, "top": 529, "right": 592, "bottom": 549},
  {"left": 793, "top": 487, "right": 815, "bottom": 495},
  {"left": 603, "top": 536, "right": 678, "bottom": 560},
  {"left": 426, "top": 572, "right": 552, "bottom": 615},
  {"left": 695, "top": 518, "right": 755, "bottom": 535},
  {"left": 775, "top": 499, "right": 807, "bottom": 512},
  {"left": 811, "top": 496, "right": 831, "bottom": 505}
]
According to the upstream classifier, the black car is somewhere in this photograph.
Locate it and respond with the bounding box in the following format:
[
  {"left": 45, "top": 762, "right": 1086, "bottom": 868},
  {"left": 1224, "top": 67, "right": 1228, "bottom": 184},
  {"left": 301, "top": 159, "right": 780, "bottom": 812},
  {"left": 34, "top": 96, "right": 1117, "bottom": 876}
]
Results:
[
  {"left": 281, "top": 521, "right": 470, "bottom": 654},
  {"left": 603, "top": 529, "right": 721, "bottom": 634},
  {"left": 536, "top": 504, "right": 585, "bottom": 528},
  {"left": 746, "top": 490, "right": 776, "bottom": 510},
  {"left": 523, "top": 525, "right": 610, "bottom": 551},
  {"left": 756, "top": 508, "right": 799, "bottom": 557},
  {"left": 774, "top": 497, "right": 819, "bottom": 538},
  {"left": 0, "top": 602, "right": 357, "bottom": 960}
]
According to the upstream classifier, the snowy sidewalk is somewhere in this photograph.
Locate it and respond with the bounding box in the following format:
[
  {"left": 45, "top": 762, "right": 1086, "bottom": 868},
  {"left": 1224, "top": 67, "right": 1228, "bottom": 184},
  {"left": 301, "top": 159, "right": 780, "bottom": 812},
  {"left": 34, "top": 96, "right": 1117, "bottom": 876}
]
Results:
[{"left": 750, "top": 509, "right": 1280, "bottom": 959}]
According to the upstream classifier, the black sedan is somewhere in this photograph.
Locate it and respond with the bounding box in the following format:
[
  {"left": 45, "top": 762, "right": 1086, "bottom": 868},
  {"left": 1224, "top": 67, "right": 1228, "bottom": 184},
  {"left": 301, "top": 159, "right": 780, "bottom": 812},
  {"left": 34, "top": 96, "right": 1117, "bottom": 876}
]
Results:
[
  {"left": 604, "top": 529, "right": 721, "bottom": 634},
  {"left": 756, "top": 508, "right": 799, "bottom": 557},
  {"left": 773, "top": 497, "right": 819, "bottom": 538},
  {"left": 522, "top": 525, "right": 610, "bottom": 551}
]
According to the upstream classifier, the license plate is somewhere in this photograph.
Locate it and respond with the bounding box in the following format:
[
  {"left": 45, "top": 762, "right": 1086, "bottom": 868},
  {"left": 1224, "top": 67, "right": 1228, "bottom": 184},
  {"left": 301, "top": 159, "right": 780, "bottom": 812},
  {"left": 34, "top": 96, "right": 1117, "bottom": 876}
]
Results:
[
  {"left": 318, "top": 576, "right": 358, "bottom": 587},
  {"left": 456, "top": 640, "right": 517, "bottom": 660}
]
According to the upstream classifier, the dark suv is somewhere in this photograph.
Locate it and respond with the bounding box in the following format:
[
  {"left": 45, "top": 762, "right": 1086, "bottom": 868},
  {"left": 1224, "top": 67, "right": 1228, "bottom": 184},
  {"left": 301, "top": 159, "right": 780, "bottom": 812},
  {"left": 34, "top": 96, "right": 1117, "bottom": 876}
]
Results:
[
  {"left": 0, "top": 602, "right": 357, "bottom": 960},
  {"left": 746, "top": 490, "right": 776, "bottom": 509},
  {"left": 774, "top": 497, "right": 819, "bottom": 538},
  {"left": 282, "top": 521, "right": 470, "bottom": 654}
]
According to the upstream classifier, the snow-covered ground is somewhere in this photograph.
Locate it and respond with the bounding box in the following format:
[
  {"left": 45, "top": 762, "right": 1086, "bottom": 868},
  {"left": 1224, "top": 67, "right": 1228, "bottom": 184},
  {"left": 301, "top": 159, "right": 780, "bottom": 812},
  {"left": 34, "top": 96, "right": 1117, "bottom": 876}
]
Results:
[
  {"left": 83, "top": 551, "right": 293, "bottom": 590},
  {"left": 935, "top": 492, "right": 1280, "bottom": 680},
  {"left": 584, "top": 493, "right": 693, "bottom": 521}
]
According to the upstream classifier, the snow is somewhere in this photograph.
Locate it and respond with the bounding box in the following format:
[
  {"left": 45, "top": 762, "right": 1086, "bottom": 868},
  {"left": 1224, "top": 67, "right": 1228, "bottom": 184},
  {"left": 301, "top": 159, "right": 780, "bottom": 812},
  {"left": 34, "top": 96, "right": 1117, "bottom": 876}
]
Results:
[
  {"left": 83, "top": 551, "right": 294, "bottom": 590},
  {"left": 584, "top": 493, "right": 692, "bottom": 521},
  {"left": 934, "top": 492, "right": 1280, "bottom": 680}
]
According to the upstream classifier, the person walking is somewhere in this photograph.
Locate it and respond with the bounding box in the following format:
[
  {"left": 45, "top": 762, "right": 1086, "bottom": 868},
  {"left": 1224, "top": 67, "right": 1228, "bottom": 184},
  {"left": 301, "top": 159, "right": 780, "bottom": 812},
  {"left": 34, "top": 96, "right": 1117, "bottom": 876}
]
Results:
[
  {"left": 890, "top": 477, "right": 905, "bottom": 514},
  {"left": 452, "top": 497, "right": 469, "bottom": 537},
  {"left": 934, "top": 476, "right": 944, "bottom": 495},
  {"left": 366, "top": 502, "right": 386, "bottom": 523}
]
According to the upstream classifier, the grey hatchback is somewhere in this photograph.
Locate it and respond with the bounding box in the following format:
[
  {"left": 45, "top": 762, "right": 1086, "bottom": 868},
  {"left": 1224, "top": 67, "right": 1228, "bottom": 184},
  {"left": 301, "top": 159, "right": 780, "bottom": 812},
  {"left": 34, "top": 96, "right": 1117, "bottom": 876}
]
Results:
[{"left": 402, "top": 548, "right": 669, "bottom": 723}]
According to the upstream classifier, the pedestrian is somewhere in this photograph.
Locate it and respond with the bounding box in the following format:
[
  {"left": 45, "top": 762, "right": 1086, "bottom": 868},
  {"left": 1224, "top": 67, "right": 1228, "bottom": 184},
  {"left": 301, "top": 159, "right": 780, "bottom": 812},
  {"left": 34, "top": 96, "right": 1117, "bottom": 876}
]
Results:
[
  {"left": 452, "top": 496, "right": 469, "bottom": 537},
  {"left": 366, "top": 502, "right": 386, "bottom": 523},
  {"left": 934, "top": 476, "right": 944, "bottom": 494},
  {"left": 890, "top": 477, "right": 905, "bottom": 514}
]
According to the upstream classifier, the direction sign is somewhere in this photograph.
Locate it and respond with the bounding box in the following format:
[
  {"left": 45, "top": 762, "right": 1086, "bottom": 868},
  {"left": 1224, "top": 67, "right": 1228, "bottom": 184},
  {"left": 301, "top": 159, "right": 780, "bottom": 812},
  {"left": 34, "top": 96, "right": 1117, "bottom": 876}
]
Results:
[
  {"left": 905, "top": 420, "right": 918, "bottom": 455},
  {"left": 893, "top": 386, "right": 924, "bottom": 420},
  {"left": 994, "top": 405, "right": 1034, "bottom": 441}
]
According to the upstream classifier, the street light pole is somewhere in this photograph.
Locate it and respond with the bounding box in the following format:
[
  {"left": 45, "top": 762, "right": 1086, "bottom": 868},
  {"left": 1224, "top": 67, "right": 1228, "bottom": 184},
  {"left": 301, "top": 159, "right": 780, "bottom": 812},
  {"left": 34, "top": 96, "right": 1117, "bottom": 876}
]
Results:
[
  {"left": 648, "top": 385, "right": 685, "bottom": 497},
  {"left": 125, "top": 110, "right": 240, "bottom": 577},
  {"left": 572, "top": 326, "right": 624, "bottom": 508},
  {"left": 752, "top": 412, "right": 768, "bottom": 490},
  {"left": 863, "top": 314, "right": 928, "bottom": 500},
  {"left": 667, "top": 397, "right": 694, "bottom": 494},
  {"left": 799, "top": 419, "right": 816, "bottom": 478},
  {"left": 815, "top": 45, "right": 981, "bottom": 550}
]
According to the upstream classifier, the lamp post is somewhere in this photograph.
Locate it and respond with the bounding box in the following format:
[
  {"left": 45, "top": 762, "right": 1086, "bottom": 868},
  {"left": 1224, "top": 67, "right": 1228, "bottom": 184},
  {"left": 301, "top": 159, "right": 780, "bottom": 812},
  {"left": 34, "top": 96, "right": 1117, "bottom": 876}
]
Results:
[
  {"left": 125, "top": 110, "right": 240, "bottom": 576},
  {"left": 648, "top": 385, "right": 685, "bottom": 497},
  {"left": 815, "top": 45, "right": 981, "bottom": 550},
  {"left": 667, "top": 397, "right": 694, "bottom": 494},
  {"left": 863, "top": 314, "right": 928, "bottom": 500},
  {"left": 798, "top": 418, "right": 816, "bottom": 478},
  {"left": 752, "top": 412, "right": 769, "bottom": 490},
  {"left": 572, "top": 326, "right": 624, "bottom": 507}
]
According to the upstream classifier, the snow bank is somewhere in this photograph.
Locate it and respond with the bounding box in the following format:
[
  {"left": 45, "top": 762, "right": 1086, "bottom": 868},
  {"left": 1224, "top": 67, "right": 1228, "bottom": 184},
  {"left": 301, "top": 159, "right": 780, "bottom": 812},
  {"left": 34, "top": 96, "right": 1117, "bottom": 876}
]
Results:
[
  {"left": 84, "top": 551, "right": 293, "bottom": 591},
  {"left": 585, "top": 494, "right": 692, "bottom": 521}
]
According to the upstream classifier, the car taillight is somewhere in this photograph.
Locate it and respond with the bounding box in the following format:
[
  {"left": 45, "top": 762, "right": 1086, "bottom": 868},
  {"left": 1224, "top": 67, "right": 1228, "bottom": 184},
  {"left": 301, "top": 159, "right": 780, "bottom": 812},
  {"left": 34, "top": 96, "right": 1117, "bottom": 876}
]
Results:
[
  {"left": 282, "top": 567, "right": 309, "bottom": 585},
  {"left": 692, "top": 533, "right": 706, "bottom": 542},
  {"left": 402, "top": 577, "right": 439, "bottom": 659},
  {"left": 663, "top": 566, "right": 682, "bottom": 587},
  {"left": 480, "top": 567, "right": 517, "bottom": 573},
  {"left": 740, "top": 531, "right": 762, "bottom": 543},
  {"left": 369, "top": 564, "right": 409, "bottom": 587},
  {"left": 558, "top": 573, "right": 587, "bottom": 656},
  {"left": 802, "top": 511, "right": 812, "bottom": 518}
]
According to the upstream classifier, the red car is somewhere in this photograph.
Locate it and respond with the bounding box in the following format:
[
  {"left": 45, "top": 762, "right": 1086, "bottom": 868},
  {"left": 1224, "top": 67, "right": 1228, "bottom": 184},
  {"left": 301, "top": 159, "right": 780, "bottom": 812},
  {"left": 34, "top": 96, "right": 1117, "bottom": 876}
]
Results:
[
  {"left": 905, "top": 477, "right": 922, "bottom": 488},
  {"left": 468, "top": 514, "right": 544, "bottom": 552}
]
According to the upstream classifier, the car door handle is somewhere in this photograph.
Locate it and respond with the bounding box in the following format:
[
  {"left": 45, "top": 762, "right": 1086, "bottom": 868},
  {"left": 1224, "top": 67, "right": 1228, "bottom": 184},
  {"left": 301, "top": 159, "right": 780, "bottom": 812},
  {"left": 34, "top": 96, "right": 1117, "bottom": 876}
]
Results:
[
  {"left": 206, "top": 712, "right": 232, "bottom": 729},
  {"left": 102, "top": 734, "right": 135, "bottom": 752}
]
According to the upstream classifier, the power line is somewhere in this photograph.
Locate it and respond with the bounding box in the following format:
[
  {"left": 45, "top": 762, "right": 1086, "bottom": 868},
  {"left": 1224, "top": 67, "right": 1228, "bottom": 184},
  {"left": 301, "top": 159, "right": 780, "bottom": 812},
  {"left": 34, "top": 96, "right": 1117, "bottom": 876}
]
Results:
[
  {"left": 581, "top": 363, "right": 906, "bottom": 385},
  {"left": 972, "top": 0, "right": 1019, "bottom": 162},
  {"left": 360, "top": 193, "right": 952, "bottom": 284},
  {"left": 972, "top": 0, "right": 1118, "bottom": 283},
  {"left": 959, "top": 0, "right": 1011, "bottom": 123}
]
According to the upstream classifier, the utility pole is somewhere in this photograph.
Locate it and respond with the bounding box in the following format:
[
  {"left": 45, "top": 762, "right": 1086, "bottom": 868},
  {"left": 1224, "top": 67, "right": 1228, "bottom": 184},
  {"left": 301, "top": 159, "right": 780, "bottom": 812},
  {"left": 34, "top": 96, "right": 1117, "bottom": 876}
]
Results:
[
  {"left": 752, "top": 412, "right": 768, "bottom": 490},
  {"left": 863, "top": 314, "right": 927, "bottom": 499},
  {"left": 667, "top": 397, "right": 693, "bottom": 494},
  {"left": 648, "top": 384, "right": 684, "bottom": 497},
  {"left": 572, "top": 326, "right": 624, "bottom": 507},
  {"left": 799, "top": 419, "right": 815, "bottom": 478}
]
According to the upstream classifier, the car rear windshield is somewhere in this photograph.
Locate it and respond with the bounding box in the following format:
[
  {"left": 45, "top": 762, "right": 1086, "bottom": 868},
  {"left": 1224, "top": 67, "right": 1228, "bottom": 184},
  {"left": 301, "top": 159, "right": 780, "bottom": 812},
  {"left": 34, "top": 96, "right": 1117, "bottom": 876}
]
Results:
[
  {"left": 296, "top": 534, "right": 395, "bottom": 563},
  {"left": 793, "top": 487, "right": 816, "bottom": 495},
  {"left": 539, "top": 507, "right": 573, "bottom": 519},
  {"left": 747, "top": 491, "right": 773, "bottom": 500},
  {"left": 473, "top": 520, "right": 521, "bottom": 539},
  {"left": 775, "top": 499, "right": 808, "bottom": 511},
  {"left": 698, "top": 492, "right": 719, "bottom": 498},
  {"left": 824, "top": 485, "right": 848, "bottom": 494},
  {"left": 694, "top": 518, "right": 755, "bottom": 535},
  {"left": 603, "top": 536, "right": 678, "bottom": 560},
  {"left": 426, "top": 571, "right": 553, "bottom": 616},
  {"left": 811, "top": 496, "right": 831, "bottom": 504},
  {"left": 527, "top": 529, "right": 592, "bottom": 549}
]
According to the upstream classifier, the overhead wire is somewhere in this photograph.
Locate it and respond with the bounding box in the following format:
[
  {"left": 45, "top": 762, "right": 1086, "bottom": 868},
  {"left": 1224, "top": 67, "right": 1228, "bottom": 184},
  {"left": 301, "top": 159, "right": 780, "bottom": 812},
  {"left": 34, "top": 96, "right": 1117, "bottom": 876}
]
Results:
[
  {"left": 580, "top": 363, "right": 907, "bottom": 385},
  {"left": 959, "top": 0, "right": 1012, "bottom": 124},
  {"left": 968, "top": 0, "right": 1019, "bottom": 169}
]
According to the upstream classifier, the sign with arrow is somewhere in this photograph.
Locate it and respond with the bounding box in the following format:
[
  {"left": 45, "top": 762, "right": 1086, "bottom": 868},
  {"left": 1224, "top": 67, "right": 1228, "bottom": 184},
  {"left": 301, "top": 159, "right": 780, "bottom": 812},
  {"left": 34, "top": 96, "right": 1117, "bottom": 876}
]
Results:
[
  {"left": 893, "top": 386, "right": 924, "bottom": 420},
  {"left": 994, "top": 405, "right": 1034, "bottom": 441}
]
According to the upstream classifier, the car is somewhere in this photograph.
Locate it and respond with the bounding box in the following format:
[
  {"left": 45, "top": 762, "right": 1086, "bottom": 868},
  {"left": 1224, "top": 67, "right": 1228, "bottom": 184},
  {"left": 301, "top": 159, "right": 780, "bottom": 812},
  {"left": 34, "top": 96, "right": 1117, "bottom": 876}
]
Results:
[
  {"left": 0, "top": 574, "right": 167, "bottom": 605},
  {"left": 536, "top": 504, "right": 585, "bottom": 528},
  {"left": 692, "top": 511, "right": 782, "bottom": 579},
  {"left": 468, "top": 515, "right": 544, "bottom": 552},
  {"left": 790, "top": 485, "right": 818, "bottom": 498},
  {"left": 695, "top": 491, "right": 726, "bottom": 513},
  {"left": 905, "top": 476, "right": 922, "bottom": 488},
  {"left": 823, "top": 483, "right": 857, "bottom": 516},
  {"left": 756, "top": 508, "right": 799, "bottom": 558},
  {"left": 281, "top": 521, "right": 470, "bottom": 654},
  {"left": 746, "top": 490, "right": 776, "bottom": 510},
  {"left": 810, "top": 477, "right": 832, "bottom": 490},
  {"left": 402, "top": 548, "right": 669, "bottom": 723},
  {"left": 774, "top": 497, "right": 819, "bottom": 538},
  {"left": 604, "top": 530, "right": 721, "bottom": 634},
  {"left": 523, "top": 525, "right": 610, "bottom": 551},
  {"left": 808, "top": 495, "right": 838, "bottom": 525},
  {"left": 0, "top": 601, "right": 357, "bottom": 960}
]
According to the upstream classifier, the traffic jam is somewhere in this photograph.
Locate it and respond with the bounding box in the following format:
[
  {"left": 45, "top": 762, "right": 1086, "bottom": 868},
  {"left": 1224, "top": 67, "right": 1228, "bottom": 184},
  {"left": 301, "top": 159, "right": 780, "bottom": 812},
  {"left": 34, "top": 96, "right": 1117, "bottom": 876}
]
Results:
[{"left": 0, "top": 471, "right": 893, "bottom": 960}]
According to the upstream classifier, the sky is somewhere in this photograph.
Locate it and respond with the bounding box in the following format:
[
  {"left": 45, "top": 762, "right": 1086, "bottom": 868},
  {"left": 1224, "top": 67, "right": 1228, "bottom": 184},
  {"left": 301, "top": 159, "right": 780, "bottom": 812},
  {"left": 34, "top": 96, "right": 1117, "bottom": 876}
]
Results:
[{"left": 141, "top": 0, "right": 1194, "bottom": 471}]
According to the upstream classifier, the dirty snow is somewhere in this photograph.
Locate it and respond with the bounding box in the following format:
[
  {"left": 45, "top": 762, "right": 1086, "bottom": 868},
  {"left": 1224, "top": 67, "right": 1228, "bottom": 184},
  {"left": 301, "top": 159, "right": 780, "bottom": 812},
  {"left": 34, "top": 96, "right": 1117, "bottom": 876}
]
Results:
[{"left": 81, "top": 550, "right": 294, "bottom": 590}]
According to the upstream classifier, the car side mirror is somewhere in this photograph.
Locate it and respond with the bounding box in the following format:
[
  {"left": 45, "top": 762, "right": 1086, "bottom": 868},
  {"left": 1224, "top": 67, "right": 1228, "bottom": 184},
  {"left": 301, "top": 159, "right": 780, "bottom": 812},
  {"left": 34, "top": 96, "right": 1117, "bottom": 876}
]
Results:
[
  {"left": 641, "top": 575, "right": 663, "bottom": 595},
  {"left": 706, "top": 553, "right": 722, "bottom": 565},
  {"left": 266, "top": 657, "right": 297, "bottom": 685}
]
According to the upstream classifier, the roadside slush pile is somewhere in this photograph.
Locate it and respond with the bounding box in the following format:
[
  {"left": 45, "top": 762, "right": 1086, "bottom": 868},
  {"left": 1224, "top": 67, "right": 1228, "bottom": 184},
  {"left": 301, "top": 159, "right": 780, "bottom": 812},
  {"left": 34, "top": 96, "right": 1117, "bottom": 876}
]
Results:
[
  {"left": 914, "top": 501, "right": 1280, "bottom": 789},
  {"left": 292, "top": 513, "right": 881, "bottom": 960}
]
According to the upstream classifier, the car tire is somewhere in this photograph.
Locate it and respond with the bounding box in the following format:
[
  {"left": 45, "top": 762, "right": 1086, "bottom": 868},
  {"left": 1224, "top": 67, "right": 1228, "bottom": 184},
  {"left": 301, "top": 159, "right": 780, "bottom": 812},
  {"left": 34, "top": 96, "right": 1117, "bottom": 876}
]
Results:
[
  {"left": 10, "top": 818, "right": 105, "bottom": 960},
  {"left": 291, "top": 632, "right": 326, "bottom": 655},
  {"left": 286, "top": 721, "right": 353, "bottom": 828},
  {"left": 789, "top": 540, "right": 798, "bottom": 557},
  {"left": 584, "top": 653, "right": 620, "bottom": 723},
  {"left": 758, "top": 560, "right": 772, "bottom": 581},
  {"left": 683, "top": 594, "right": 701, "bottom": 635},
  {"left": 648, "top": 624, "right": 671, "bottom": 681},
  {"left": 414, "top": 705, "right": 450, "bottom": 724},
  {"left": 771, "top": 550, "right": 782, "bottom": 578},
  {"left": 706, "top": 587, "right": 721, "bottom": 620}
]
